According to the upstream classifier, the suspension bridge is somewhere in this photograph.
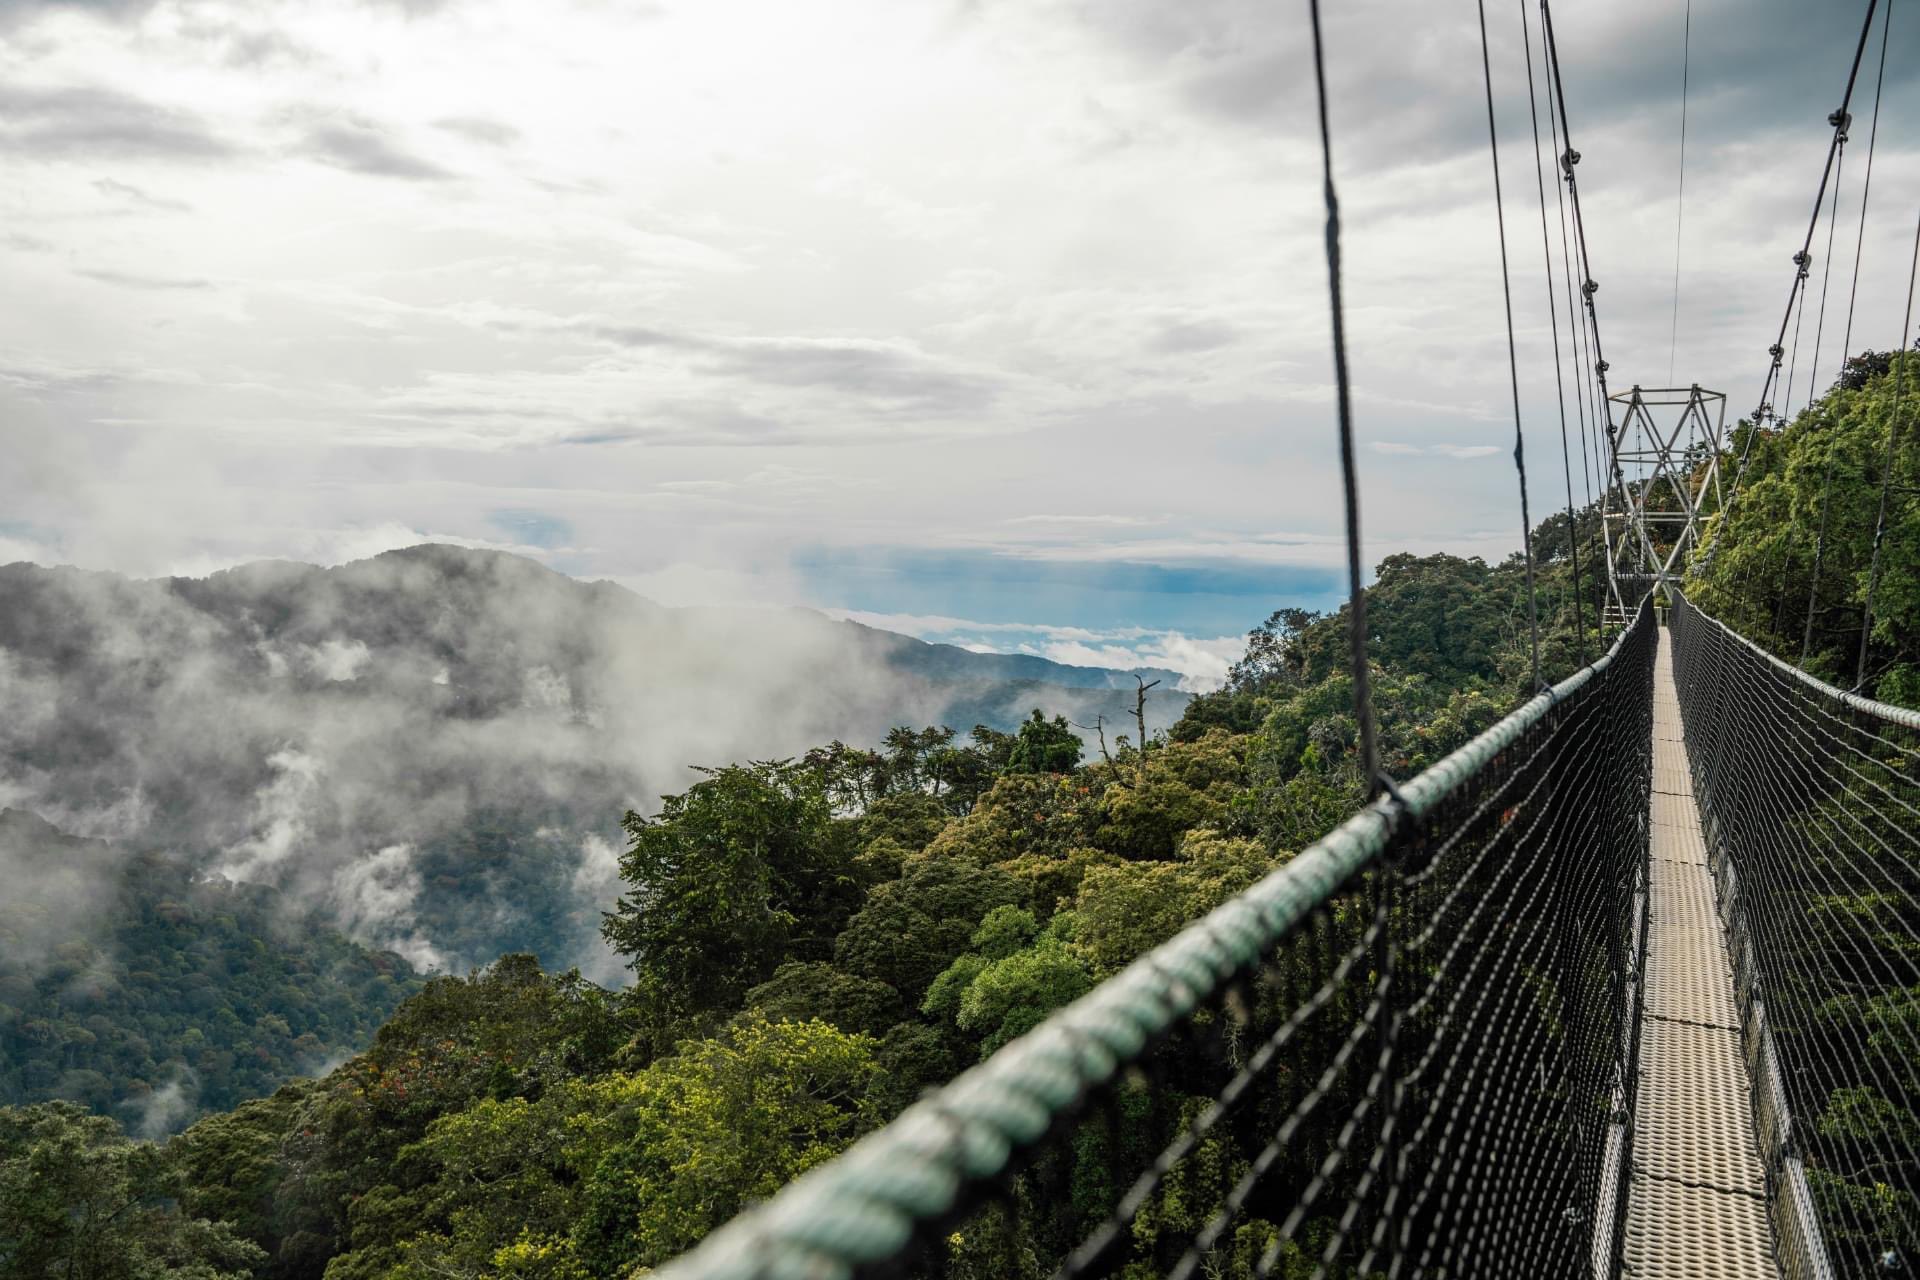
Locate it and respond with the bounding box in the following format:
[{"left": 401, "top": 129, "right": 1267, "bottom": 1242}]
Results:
[{"left": 647, "top": 0, "right": 1919, "bottom": 1275}]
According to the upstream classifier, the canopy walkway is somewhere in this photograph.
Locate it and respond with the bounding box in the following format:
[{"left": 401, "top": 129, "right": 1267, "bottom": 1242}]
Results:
[
  {"left": 647, "top": 1, "right": 1919, "bottom": 1271},
  {"left": 654, "top": 595, "right": 1919, "bottom": 1279}
]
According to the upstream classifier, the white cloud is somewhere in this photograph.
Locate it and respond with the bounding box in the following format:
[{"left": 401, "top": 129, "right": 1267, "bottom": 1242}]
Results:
[
  {"left": 305, "top": 638, "right": 371, "bottom": 682},
  {"left": 828, "top": 607, "right": 1244, "bottom": 690},
  {"left": 4, "top": 0, "right": 1913, "bottom": 653},
  {"left": 216, "top": 748, "right": 324, "bottom": 883},
  {"left": 330, "top": 842, "right": 446, "bottom": 973}
]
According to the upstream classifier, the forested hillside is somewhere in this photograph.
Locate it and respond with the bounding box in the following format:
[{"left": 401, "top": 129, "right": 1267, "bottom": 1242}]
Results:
[
  {"left": 1685, "top": 348, "right": 1919, "bottom": 704},
  {"left": 0, "top": 517, "right": 1598, "bottom": 1278},
  {"left": 0, "top": 810, "right": 423, "bottom": 1134},
  {"left": 0, "top": 546, "right": 1195, "bottom": 1137}
]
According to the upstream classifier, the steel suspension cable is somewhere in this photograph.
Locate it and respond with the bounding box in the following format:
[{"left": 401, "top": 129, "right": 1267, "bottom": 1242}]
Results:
[
  {"left": 1727, "top": 0, "right": 1882, "bottom": 502},
  {"left": 1805, "top": 0, "right": 1893, "bottom": 666},
  {"left": 1668, "top": 0, "right": 1691, "bottom": 385},
  {"left": 1479, "top": 0, "right": 1541, "bottom": 688},
  {"left": 1805, "top": 141, "right": 1847, "bottom": 414},
  {"left": 1784, "top": 253, "right": 1811, "bottom": 420},
  {"left": 1540, "top": 0, "right": 1616, "bottom": 622},
  {"left": 1855, "top": 205, "right": 1920, "bottom": 690},
  {"left": 1839, "top": 0, "right": 1892, "bottom": 366},
  {"left": 1520, "top": 0, "right": 1587, "bottom": 662},
  {"left": 1548, "top": 73, "right": 1600, "bottom": 519},
  {"left": 1541, "top": 0, "right": 1614, "bottom": 426},
  {"left": 1309, "top": 0, "right": 1382, "bottom": 789}
]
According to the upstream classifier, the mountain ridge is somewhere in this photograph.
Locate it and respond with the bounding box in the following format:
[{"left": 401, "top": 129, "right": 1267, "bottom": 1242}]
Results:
[{"left": 0, "top": 542, "right": 1190, "bottom": 986}]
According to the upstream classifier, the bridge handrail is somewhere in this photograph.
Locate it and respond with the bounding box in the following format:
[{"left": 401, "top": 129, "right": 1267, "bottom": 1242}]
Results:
[
  {"left": 1670, "top": 588, "right": 1920, "bottom": 730},
  {"left": 1668, "top": 587, "right": 1919, "bottom": 1278},
  {"left": 654, "top": 599, "right": 1655, "bottom": 1280}
]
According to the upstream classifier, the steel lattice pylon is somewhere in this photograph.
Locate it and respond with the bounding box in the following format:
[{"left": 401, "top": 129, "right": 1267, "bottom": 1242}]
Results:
[{"left": 1600, "top": 384, "right": 1727, "bottom": 627}]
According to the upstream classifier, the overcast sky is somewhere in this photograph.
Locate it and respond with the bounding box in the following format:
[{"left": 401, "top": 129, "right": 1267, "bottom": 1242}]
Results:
[{"left": 4, "top": 0, "right": 1916, "bottom": 682}]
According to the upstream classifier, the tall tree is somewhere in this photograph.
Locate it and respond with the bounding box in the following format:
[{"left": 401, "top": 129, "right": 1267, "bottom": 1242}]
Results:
[
  {"left": 603, "top": 762, "right": 866, "bottom": 1053},
  {"left": 1005, "top": 711, "right": 1083, "bottom": 775}
]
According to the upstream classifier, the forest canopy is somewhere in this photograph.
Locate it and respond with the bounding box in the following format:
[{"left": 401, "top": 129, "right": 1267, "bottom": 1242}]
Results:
[{"left": 6, "top": 349, "right": 1911, "bottom": 1277}]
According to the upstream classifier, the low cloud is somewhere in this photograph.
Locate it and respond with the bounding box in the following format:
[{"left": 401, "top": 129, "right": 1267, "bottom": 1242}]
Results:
[
  {"left": 93, "top": 177, "right": 192, "bottom": 212},
  {"left": 0, "top": 809, "right": 123, "bottom": 977},
  {"left": 77, "top": 267, "right": 212, "bottom": 290},
  {"left": 132, "top": 1074, "right": 197, "bottom": 1140},
  {"left": 436, "top": 116, "right": 520, "bottom": 147},
  {"left": 1149, "top": 319, "right": 1241, "bottom": 354},
  {"left": 301, "top": 121, "right": 454, "bottom": 181},
  {"left": 830, "top": 607, "right": 1245, "bottom": 691},
  {"left": 215, "top": 748, "right": 325, "bottom": 884},
  {"left": 0, "top": 84, "right": 235, "bottom": 160},
  {"left": 589, "top": 325, "right": 1002, "bottom": 414},
  {"left": 1005, "top": 514, "right": 1162, "bottom": 528},
  {"left": 331, "top": 843, "right": 445, "bottom": 972},
  {"left": 1370, "top": 441, "right": 1503, "bottom": 459},
  {"left": 0, "top": 547, "right": 1198, "bottom": 978}
]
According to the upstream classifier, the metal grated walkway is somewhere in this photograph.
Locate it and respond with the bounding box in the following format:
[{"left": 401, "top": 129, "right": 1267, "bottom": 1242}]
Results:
[{"left": 1623, "top": 634, "right": 1779, "bottom": 1278}]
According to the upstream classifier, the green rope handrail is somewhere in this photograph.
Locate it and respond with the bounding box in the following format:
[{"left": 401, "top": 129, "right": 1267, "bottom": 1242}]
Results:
[{"left": 654, "top": 600, "right": 1654, "bottom": 1280}]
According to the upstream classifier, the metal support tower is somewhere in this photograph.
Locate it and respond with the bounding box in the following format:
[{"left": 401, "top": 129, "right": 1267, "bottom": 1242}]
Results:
[{"left": 1600, "top": 385, "right": 1728, "bottom": 628}]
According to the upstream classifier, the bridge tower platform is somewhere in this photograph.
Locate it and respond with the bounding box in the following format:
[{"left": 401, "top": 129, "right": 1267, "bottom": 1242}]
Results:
[{"left": 1601, "top": 385, "right": 1727, "bottom": 629}]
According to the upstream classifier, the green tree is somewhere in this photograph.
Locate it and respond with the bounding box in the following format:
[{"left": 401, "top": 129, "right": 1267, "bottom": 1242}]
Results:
[
  {"left": 1688, "top": 350, "right": 1919, "bottom": 701},
  {"left": 1072, "top": 833, "right": 1273, "bottom": 976},
  {"left": 273, "top": 956, "right": 622, "bottom": 1280},
  {"left": 572, "top": 1014, "right": 880, "bottom": 1275},
  {"left": 923, "top": 909, "right": 1092, "bottom": 1057},
  {"left": 603, "top": 761, "right": 867, "bottom": 1052},
  {"left": 382, "top": 1091, "right": 585, "bottom": 1280},
  {"left": 165, "top": 1083, "right": 316, "bottom": 1279},
  {"left": 1006, "top": 711, "right": 1083, "bottom": 774},
  {"left": 741, "top": 962, "right": 901, "bottom": 1038},
  {"left": 0, "top": 1101, "right": 263, "bottom": 1280},
  {"left": 832, "top": 859, "right": 1026, "bottom": 1003}
]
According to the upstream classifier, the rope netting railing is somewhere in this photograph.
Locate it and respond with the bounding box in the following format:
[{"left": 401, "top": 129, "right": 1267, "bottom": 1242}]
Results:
[
  {"left": 1670, "top": 591, "right": 1920, "bottom": 1274},
  {"left": 655, "top": 603, "right": 1656, "bottom": 1280}
]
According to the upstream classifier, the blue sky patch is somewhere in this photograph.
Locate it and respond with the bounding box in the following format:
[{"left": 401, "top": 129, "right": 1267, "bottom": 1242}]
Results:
[{"left": 488, "top": 510, "right": 575, "bottom": 550}]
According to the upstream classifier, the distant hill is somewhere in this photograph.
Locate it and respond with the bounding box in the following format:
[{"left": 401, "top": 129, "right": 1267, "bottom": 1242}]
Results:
[{"left": 0, "top": 544, "right": 1188, "bottom": 983}]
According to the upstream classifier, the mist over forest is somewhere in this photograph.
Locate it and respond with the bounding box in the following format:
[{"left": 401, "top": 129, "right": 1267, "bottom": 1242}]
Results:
[{"left": 0, "top": 542, "right": 1188, "bottom": 983}]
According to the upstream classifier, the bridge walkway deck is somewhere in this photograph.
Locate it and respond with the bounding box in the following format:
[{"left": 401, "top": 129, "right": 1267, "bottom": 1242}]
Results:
[{"left": 1621, "top": 634, "right": 1778, "bottom": 1277}]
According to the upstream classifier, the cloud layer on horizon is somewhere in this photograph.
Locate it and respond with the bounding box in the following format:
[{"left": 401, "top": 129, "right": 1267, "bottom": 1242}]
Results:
[{"left": 3, "top": 0, "right": 1916, "bottom": 634}]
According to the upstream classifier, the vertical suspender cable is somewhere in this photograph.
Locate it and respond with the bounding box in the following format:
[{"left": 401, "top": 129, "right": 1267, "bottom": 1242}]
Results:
[
  {"left": 1520, "top": 0, "right": 1586, "bottom": 662},
  {"left": 1805, "top": 144, "right": 1847, "bottom": 413},
  {"left": 1784, "top": 256, "right": 1811, "bottom": 419},
  {"left": 1855, "top": 206, "right": 1920, "bottom": 691},
  {"left": 1307, "top": 0, "right": 1382, "bottom": 791},
  {"left": 1481, "top": 0, "right": 1541, "bottom": 687},
  {"left": 1802, "top": 441, "right": 1840, "bottom": 665},
  {"left": 1668, "top": 0, "right": 1691, "bottom": 385}
]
